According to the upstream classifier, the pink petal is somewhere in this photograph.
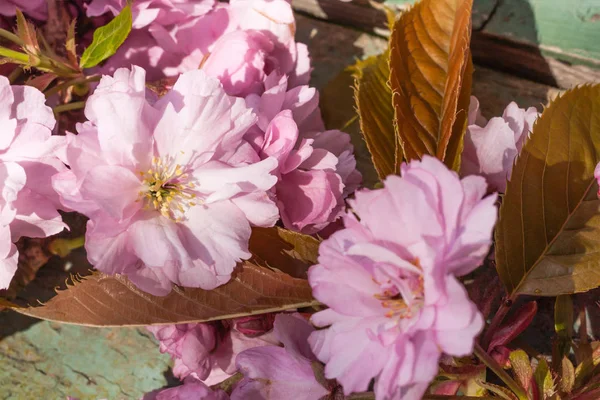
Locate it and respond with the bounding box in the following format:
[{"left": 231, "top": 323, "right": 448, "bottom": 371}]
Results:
[{"left": 81, "top": 165, "right": 143, "bottom": 220}]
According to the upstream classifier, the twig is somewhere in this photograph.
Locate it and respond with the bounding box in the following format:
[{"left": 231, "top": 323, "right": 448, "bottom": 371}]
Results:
[
  {"left": 474, "top": 343, "right": 528, "bottom": 400},
  {"left": 53, "top": 101, "right": 85, "bottom": 114},
  {"left": 45, "top": 75, "right": 100, "bottom": 97},
  {"left": 0, "top": 28, "right": 24, "bottom": 46}
]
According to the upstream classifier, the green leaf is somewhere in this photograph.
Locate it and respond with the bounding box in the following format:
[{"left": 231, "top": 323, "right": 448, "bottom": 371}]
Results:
[
  {"left": 533, "top": 357, "right": 555, "bottom": 399},
  {"left": 495, "top": 85, "right": 600, "bottom": 296},
  {"left": 476, "top": 380, "right": 519, "bottom": 400},
  {"left": 560, "top": 356, "right": 576, "bottom": 393},
  {"left": 353, "top": 50, "right": 400, "bottom": 179},
  {"left": 388, "top": 0, "right": 473, "bottom": 170},
  {"left": 79, "top": 4, "right": 132, "bottom": 68}
]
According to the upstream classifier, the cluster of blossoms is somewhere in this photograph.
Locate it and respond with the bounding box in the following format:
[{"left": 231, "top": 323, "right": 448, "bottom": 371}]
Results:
[
  {"left": 0, "top": 0, "right": 361, "bottom": 294},
  {"left": 1, "top": 1, "right": 566, "bottom": 399}
]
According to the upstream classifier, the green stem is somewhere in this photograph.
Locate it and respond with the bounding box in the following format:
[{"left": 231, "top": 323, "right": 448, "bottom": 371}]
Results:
[
  {"left": 474, "top": 343, "right": 528, "bottom": 400},
  {"left": 0, "top": 46, "right": 29, "bottom": 64},
  {"left": 53, "top": 101, "right": 86, "bottom": 114},
  {"left": 0, "top": 28, "right": 24, "bottom": 46},
  {"left": 48, "top": 236, "right": 85, "bottom": 258},
  {"left": 45, "top": 75, "right": 100, "bottom": 97}
]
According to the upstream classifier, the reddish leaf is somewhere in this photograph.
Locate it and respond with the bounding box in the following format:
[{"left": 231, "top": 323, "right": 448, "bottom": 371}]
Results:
[
  {"left": 26, "top": 73, "right": 57, "bottom": 91},
  {"left": 488, "top": 301, "right": 538, "bottom": 352}
]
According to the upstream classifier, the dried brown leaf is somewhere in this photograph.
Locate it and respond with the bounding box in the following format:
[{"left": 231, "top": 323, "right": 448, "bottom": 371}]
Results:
[{"left": 11, "top": 262, "right": 317, "bottom": 327}]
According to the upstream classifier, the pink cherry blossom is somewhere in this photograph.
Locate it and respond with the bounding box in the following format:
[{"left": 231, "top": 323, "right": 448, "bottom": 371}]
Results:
[
  {"left": 461, "top": 96, "right": 539, "bottom": 192},
  {"left": 308, "top": 156, "right": 497, "bottom": 399},
  {"left": 595, "top": 163, "right": 600, "bottom": 196},
  {"left": 0, "top": 77, "right": 67, "bottom": 289},
  {"left": 232, "top": 313, "right": 330, "bottom": 400},
  {"left": 0, "top": 0, "right": 47, "bottom": 20},
  {"left": 52, "top": 66, "right": 278, "bottom": 295},
  {"left": 86, "top": 0, "right": 216, "bottom": 29},
  {"left": 147, "top": 314, "right": 278, "bottom": 382},
  {"left": 142, "top": 377, "right": 229, "bottom": 400},
  {"left": 244, "top": 73, "right": 360, "bottom": 233}
]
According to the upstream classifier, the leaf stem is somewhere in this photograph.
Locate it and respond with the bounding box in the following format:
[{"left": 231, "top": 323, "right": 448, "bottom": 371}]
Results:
[
  {"left": 0, "top": 28, "right": 24, "bottom": 46},
  {"left": 53, "top": 101, "right": 86, "bottom": 114},
  {"left": 474, "top": 343, "right": 528, "bottom": 400},
  {"left": 0, "top": 46, "right": 29, "bottom": 64},
  {"left": 45, "top": 74, "right": 100, "bottom": 97},
  {"left": 482, "top": 294, "right": 516, "bottom": 349}
]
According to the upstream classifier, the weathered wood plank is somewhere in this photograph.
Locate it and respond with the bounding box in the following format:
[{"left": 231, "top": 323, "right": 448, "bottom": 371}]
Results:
[
  {"left": 0, "top": 317, "right": 172, "bottom": 399},
  {"left": 291, "top": 0, "right": 600, "bottom": 88}
]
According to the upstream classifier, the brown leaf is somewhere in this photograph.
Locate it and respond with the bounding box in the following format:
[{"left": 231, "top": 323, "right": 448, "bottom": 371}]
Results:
[
  {"left": 15, "top": 9, "right": 40, "bottom": 56},
  {"left": 389, "top": 0, "right": 473, "bottom": 170},
  {"left": 353, "top": 50, "right": 399, "bottom": 179},
  {"left": 249, "top": 227, "right": 320, "bottom": 279},
  {"left": 65, "top": 19, "right": 78, "bottom": 66},
  {"left": 495, "top": 85, "right": 600, "bottom": 296},
  {"left": 11, "top": 262, "right": 317, "bottom": 327}
]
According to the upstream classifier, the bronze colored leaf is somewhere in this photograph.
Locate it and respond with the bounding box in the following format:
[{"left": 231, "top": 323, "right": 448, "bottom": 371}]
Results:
[
  {"left": 11, "top": 262, "right": 317, "bottom": 327},
  {"left": 249, "top": 227, "right": 319, "bottom": 279},
  {"left": 389, "top": 0, "right": 473, "bottom": 169},
  {"left": 495, "top": 85, "right": 600, "bottom": 296},
  {"left": 320, "top": 68, "right": 379, "bottom": 189},
  {"left": 353, "top": 50, "right": 399, "bottom": 179}
]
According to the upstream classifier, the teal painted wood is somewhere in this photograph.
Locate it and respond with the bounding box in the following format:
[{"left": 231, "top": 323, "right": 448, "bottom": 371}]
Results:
[
  {"left": 0, "top": 319, "right": 171, "bottom": 399},
  {"left": 482, "top": 0, "right": 600, "bottom": 67},
  {"left": 385, "top": 0, "right": 600, "bottom": 67}
]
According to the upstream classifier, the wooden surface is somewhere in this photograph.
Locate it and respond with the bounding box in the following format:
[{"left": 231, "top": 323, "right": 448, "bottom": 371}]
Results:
[
  {"left": 0, "top": 10, "right": 571, "bottom": 400},
  {"left": 292, "top": 0, "right": 600, "bottom": 88}
]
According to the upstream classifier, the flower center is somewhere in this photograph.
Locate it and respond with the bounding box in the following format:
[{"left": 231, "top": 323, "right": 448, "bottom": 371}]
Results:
[{"left": 139, "top": 156, "right": 197, "bottom": 221}]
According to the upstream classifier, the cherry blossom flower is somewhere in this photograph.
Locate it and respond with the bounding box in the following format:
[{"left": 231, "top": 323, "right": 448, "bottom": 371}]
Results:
[
  {"left": 233, "top": 313, "right": 330, "bottom": 400},
  {"left": 142, "top": 377, "right": 229, "bottom": 400},
  {"left": 147, "top": 314, "right": 278, "bottom": 382},
  {"left": 0, "top": 0, "right": 47, "bottom": 20},
  {"left": 86, "top": 0, "right": 216, "bottom": 29},
  {"left": 461, "top": 96, "right": 539, "bottom": 192},
  {"left": 52, "top": 66, "right": 278, "bottom": 295},
  {"left": 308, "top": 156, "right": 497, "bottom": 399},
  {"left": 0, "top": 77, "right": 67, "bottom": 289},
  {"left": 244, "top": 73, "right": 360, "bottom": 233}
]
